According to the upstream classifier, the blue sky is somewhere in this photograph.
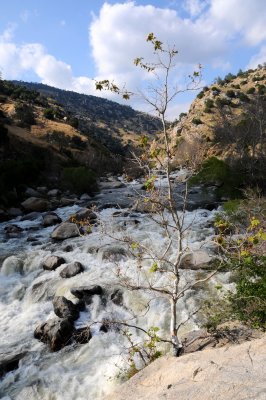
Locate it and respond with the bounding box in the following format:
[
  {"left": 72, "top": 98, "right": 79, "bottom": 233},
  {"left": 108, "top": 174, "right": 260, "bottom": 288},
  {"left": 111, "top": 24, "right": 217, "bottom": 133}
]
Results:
[{"left": 1, "top": 1, "right": 266, "bottom": 119}]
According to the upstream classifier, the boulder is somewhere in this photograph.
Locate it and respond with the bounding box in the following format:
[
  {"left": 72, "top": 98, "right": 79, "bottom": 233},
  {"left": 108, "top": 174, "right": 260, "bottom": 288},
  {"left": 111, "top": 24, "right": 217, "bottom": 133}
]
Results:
[
  {"left": 100, "top": 245, "right": 129, "bottom": 262},
  {"left": 110, "top": 289, "right": 124, "bottom": 306},
  {"left": 21, "top": 197, "right": 49, "bottom": 212},
  {"left": 99, "top": 181, "right": 125, "bottom": 189},
  {"left": 70, "top": 208, "right": 97, "bottom": 222},
  {"left": 1, "top": 256, "right": 23, "bottom": 275},
  {"left": 34, "top": 318, "right": 74, "bottom": 351},
  {"left": 53, "top": 296, "right": 80, "bottom": 321},
  {"left": 60, "top": 197, "right": 76, "bottom": 206},
  {"left": 37, "top": 186, "right": 47, "bottom": 194},
  {"left": 51, "top": 222, "right": 80, "bottom": 240},
  {"left": 0, "top": 352, "right": 26, "bottom": 378},
  {"left": 73, "top": 327, "right": 92, "bottom": 344},
  {"left": 43, "top": 255, "right": 65, "bottom": 271},
  {"left": 47, "top": 189, "right": 60, "bottom": 197},
  {"left": 42, "top": 212, "right": 62, "bottom": 227},
  {"left": 71, "top": 285, "right": 103, "bottom": 303},
  {"left": 80, "top": 193, "right": 91, "bottom": 201},
  {"left": 25, "top": 187, "right": 41, "bottom": 197},
  {"left": 4, "top": 224, "right": 23, "bottom": 237},
  {"left": 60, "top": 261, "right": 84, "bottom": 278}
]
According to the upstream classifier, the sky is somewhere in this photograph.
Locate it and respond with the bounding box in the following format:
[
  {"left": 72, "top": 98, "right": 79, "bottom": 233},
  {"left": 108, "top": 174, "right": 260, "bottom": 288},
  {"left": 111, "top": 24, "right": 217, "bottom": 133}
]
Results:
[{"left": 1, "top": 0, "right": 266, "bottom": 120}]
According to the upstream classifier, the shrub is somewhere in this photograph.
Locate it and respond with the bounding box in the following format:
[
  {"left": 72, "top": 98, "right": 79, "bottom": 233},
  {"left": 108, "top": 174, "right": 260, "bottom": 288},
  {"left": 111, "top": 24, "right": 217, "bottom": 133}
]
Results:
[
  {"left": 189, "top": 157, "right": 242, "bottom": 198},
  {"left": 237, "top": 92, "right": 250, "bottom": 102},
  {"left": 197, "top": 91, "right": 204, "bottom": 99},
  {"left": 69, "top": 117, "right": 79, "bottom": 129},
  {"left": 226, "top": 89, "right": 236, "bottom": 98},
  {"left": 43, "top": 108, "right": 55, "bottom": 120},
  {"left": 61, "top": 167, "right": 97, "bottom": 194},
  {"left": 211, "top": 86, "right": 221, "bottom": 93},
  {"left": 14, "top": 102, "right": 36, "bottom": 127},
  {"left": 179, "top": 112, "right": 187, "bottom": 120},
  {"left": 192, "top": 117, "right": 203, "bottom": 125},
  {"left": 215, "top": 97, "right": 231, "bottom": 107},
  {"left": 205, "top": 99, "right": 214, "bottom": 108},
  {"left": 247, "top": 87, "right": 256, "bottom": 94},
  {"left": 224, "top": 73, "right": 236, "bottom": 83}
]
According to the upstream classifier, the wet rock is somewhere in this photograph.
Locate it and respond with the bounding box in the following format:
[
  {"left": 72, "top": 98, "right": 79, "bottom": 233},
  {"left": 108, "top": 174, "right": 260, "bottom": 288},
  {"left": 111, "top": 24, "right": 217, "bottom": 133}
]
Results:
[
  {"left": 100, "top": 245, "right": 129, "bottom": 262},
  {"left": 21, "top": 197, "right": 49, "bottom": 212},
  {"left": 7, "top": 208, "right": 23, "bottom": 218},
  {"left": 34, "top": 318, "right": 74, "bottom": 351},
  {"left": 180, "top": 250, "right": 212, "bottom": 270},
  {"left": 73, "top": 327, "right": 92, "bottom": 344},
  {"left": 62, "top": 244, "right": 74, "bottom": 252},
  {"left": 51, "top": 222, "right": 80, "bottom": 240},
  {"left": 0, "top": 352, "right": 26, "bottom": 377},
  {"left": 99, "top": 181, "right": 125, "bottom": 190},
  {"left": 25, "top": 187, "right": 41, "bottom": 197},
  {"left": 71, "top": 285, "right": 103, "bottom": 303},
  {"left": 53, "top": 296, "right": 80, "bottom": 321},
  {"left": 26, "top": 236, "right": 39, "bottom": 242},
  {"left": 60, "top": 197, "right": 76, "bottom": 206},
  {"left": 110, "top": 289, "right": 124, "bottom": 306},
  {"left": 60, "top": 261, "right": 84, "bottom": 278},
  {"left": 20, "top": 211, "right": 41, "bottom": 221},
  {"left": 43, "top": 255, "right": 65, "bottom": 271},
  {"left": 80, "top": 193, "right": 91, "bottom": 201},
  {"left": 70, "top": 208, "right": 97, "bottom": 222},
  {"left": 4, "top": 224, "right": 23, "bottom": 237},
  {"left": 1, "top": 256, "right": 23, "bottom": 275},
  {"left": 42, "top": 212, "right": 62, "bottom": 227},
  {"left": 47, "top": 189, "right": 60, "bottom": 197},
  {"left": 37, "top": 186, "right": 47, "bottom": 194}
]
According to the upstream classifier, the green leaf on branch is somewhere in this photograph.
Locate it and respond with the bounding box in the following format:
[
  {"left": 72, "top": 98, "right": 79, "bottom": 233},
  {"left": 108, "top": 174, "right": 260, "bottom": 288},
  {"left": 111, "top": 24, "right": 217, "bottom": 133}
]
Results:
[{"left": 149, "top": 262, "right": 158, "bottom": 273}]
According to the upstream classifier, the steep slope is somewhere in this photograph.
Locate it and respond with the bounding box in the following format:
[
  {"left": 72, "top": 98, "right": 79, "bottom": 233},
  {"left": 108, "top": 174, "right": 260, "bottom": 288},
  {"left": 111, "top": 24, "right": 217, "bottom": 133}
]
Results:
[
  {"left": 12, "top": 81, "right": 162, "bottom": 154},
  {"left": 171, "top": 66, "right": 266, "bottom": 188},
  {"left": 106, "top": 334, "right": 266, "bottom": 400}
]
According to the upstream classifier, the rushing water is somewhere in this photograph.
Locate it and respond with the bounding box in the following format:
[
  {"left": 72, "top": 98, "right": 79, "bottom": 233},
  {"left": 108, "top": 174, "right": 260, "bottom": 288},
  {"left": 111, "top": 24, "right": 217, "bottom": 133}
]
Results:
[{"left": 0, "top": 176, "right": 228, "bottom": 399}]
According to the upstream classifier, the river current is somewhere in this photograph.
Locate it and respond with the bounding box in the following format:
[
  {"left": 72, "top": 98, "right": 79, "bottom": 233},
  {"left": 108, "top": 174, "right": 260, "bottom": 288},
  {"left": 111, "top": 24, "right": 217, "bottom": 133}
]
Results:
[{"left": 0, "top": 174, "right": 229, "bottom": 399}]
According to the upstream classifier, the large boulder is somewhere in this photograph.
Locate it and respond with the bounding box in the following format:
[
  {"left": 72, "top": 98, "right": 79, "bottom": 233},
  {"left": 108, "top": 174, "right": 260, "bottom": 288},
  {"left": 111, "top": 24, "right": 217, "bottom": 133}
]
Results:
[
  {"left": 51, "top": 222, "right": 80, "bottom": 240},
  {"left": 20, "top": 211, "right": 41, "bottom": 221},
  {"left": 60, "top": 261, "right": 84, "bottom": 278},
  {"left": 21, "top": 197, "right": 49, "bottom": 212},
  {"left": 25, "top": 187, "right": 41, "bottom": 197},
  {"left": 53, "top": 296, "right": 80, "bottom": 321},
  {"left": 1, "top": 256, "right": 23, "bottom": 275},
  {"left": 42, "top": 255, "right": 65, "bottom": 271},
  {"left": 42, "top": 212, "right": 62, "bottom": 227},
  {"left": 47, "top": 189, "right": 60, "bottom": 197},
  {"left": 34, "top": 318, "right": 74, "bottom": 351}
]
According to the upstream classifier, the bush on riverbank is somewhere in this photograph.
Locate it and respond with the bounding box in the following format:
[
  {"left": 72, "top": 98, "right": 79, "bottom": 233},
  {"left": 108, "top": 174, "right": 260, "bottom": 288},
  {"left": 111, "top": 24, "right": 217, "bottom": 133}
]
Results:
[{"left": 61, "top": 167, "right": 97, "bottom": 194}]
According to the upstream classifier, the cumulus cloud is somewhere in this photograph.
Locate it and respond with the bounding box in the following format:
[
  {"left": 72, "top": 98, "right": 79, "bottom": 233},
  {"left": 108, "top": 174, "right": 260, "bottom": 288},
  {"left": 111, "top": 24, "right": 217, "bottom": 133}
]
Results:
[{"left": 1, "top": 0, "right": 266, "bottom": 120}]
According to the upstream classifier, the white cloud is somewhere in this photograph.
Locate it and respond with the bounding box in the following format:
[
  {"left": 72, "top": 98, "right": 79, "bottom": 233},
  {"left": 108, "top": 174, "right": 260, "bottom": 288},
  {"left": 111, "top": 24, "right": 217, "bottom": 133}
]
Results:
[
  {"left": 1, "top": 1, "right": 266, "bottom": 121},
  {"left": 183, "top": 0, "right": 209, "bottom": 17},
  {"left": 60, "top": 20, "right": 66, "bottom": 27},
  {"left": 20, "top": 10, "right": 30, "bottom": 23}
]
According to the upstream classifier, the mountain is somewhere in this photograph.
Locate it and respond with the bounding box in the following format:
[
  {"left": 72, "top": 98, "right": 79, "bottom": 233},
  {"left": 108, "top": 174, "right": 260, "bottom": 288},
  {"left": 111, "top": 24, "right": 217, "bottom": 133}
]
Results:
[
  {"left": 171, "top": 65, "right": 266, "bottom": 190},
  {"left": 12, "top": 81, "right": 162, "bottom": 155}
]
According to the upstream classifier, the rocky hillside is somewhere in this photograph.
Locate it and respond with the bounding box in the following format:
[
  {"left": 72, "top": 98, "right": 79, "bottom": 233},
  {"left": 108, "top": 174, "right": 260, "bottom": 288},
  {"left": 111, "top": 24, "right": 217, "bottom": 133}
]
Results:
[
  {"left": 106, "top": 333, "right": 266, "bottom": 400},
  {"left": 171, "top": 66, "right": 266, "bottom": 189},
  {"left": 12, "top": 81, "right": 162, "bottom": 155}
]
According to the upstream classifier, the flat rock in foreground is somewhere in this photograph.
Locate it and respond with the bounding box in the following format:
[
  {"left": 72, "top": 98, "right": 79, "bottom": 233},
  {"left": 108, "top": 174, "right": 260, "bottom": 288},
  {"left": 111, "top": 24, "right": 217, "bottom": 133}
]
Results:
[{"left": 105, "top": 335, "right": 266, "bottom": 400}]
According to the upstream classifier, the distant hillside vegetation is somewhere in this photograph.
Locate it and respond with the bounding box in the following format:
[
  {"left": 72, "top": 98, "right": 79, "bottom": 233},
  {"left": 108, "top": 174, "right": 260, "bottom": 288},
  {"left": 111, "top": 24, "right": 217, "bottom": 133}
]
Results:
[
  {"left": 171, "top": 65, "right": 266, "bottom": 190},
  {"left": 12, "top": 81, "right": 162, "bottom": 155}
]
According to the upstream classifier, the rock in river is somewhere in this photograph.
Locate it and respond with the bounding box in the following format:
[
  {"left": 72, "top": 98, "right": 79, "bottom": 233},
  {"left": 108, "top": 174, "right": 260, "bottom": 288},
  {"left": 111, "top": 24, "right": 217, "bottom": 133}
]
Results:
[
  {"left": 51, "top": 222, "right": 80, "bottom": 240},
  {"left": 60, "top": 261, "right": 84, "bottom": 278},
  {"left": 53, "top": 296, "right": 80, "bottom": 321},
  {"left": 34, "top": 318, "right": 74, "bottom": 352},
  {"left": 42, "top": 212, "right": 62, "bottom": 227},
  {"left": 21, "top": 197, "right": 49, "bottom": 212},
  {"left": 43, "top": 255, "right": 65, "bottom": 271}
]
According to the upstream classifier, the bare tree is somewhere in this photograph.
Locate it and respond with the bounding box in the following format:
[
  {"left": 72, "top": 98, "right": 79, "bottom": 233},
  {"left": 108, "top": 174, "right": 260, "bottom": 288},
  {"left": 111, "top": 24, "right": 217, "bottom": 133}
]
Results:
[{"left": 95, "top": 34, "right": 217, "bottom": 360}]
